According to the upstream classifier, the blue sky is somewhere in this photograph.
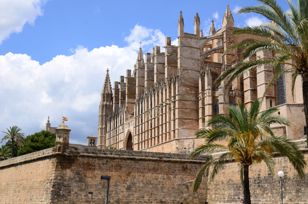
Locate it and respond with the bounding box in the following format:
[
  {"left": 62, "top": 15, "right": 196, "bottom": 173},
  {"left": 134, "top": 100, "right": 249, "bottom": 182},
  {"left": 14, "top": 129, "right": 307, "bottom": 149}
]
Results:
[{"left": 0, "top": 0, "right": 286, "bottom": 144}]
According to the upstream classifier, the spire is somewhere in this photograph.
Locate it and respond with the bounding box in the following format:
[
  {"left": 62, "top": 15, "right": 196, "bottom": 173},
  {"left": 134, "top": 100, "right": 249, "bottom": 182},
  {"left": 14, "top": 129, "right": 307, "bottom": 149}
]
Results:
[
  {"left": 103, "top": 69, "right": 112, "bottom": 94},
  {"left": 137, "top": 46, "right": 144, "bottom": 61},
  {"left": 194, "top": 12, "right": 201, "bottom": 37},
  {"left": 46, "top": 116, "right": 51, "bottom": 130},
  {"left": 209, "top": 20, "right": 216, "bottom": 35},
  {"left": 178, "top": 11, "right": 184, "bottom": 37},
  {"left": 222, "top": 4, "right": 234, "bottom": 28}
]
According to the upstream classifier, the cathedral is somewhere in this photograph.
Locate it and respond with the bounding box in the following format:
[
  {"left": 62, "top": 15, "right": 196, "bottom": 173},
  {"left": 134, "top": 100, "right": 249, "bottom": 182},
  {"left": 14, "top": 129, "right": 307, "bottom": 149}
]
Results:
[{"left": 98, "top": 6, "right": 306, "bottom": 153}]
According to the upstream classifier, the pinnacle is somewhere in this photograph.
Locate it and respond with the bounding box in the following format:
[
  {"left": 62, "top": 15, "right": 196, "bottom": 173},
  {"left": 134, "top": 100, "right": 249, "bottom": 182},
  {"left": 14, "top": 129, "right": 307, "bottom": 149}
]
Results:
[{"left": 103, "top": 69, "right": 112, "bottom": 94}]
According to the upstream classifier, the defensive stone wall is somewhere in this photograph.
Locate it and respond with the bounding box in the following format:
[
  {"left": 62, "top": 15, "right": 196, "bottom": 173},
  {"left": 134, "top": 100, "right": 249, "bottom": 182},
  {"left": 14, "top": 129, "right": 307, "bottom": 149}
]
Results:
[
  {"left": 0, "top": 145, "right": 207, "bottom": 204},
  {"left": 0, "top": 145, "right": 307, "bottom": 204},
  {"left": 0, "top": 148, "right": 58, "bottom": 204},
  {"left": 207, "top": 149, "right": 308, "bottom": 204}
]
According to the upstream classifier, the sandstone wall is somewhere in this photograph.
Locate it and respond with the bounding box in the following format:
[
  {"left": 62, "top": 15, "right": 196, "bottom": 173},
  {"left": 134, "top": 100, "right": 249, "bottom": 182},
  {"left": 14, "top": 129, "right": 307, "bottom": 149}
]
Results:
[
  {"left": 0, "top": 148, "right": 57, "bottom": 204},
  {"left": 0, "top": 146, "right": 207, "bottom": 204},
  {"left": 207, "top": 150, "right": 308, "bottom": 204},
  {"left": 0, "top": 145, "right": 307, "bottom": 204},
  {"left": 51, "top": 145, "right": 207, "bottom": 204}
]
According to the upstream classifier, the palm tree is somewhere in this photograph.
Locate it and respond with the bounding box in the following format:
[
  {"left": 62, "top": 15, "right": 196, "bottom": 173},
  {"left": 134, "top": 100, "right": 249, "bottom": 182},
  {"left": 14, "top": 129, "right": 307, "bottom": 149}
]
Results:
[
  {"left": 191, "top": 100, "right": 306, "bottom": 204},
  {"left": 0, "top": 145, "right": 11, "bottom": 160},
  {"left": 217, "top": 0, "right": 308, "bottom": 146},
  {"left": 2, "top": 126, "right": 24, "bottom": 157}
]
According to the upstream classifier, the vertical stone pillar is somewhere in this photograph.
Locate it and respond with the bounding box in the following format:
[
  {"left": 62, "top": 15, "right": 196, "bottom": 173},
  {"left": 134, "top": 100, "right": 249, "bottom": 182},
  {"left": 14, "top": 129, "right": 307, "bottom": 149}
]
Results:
[
  {"left": 199, "top": 73, "right": 205, "bottom": 128},
  {"left": 243, "top": 57, "right": 257, "bottom": 109},
  {"left": 170, "top": 79, "right": 176, "bottom": 139},
  {"left": 256, "top": 50, "right": 275, "bottom": 111},
  {"left": 152, "top": 91, "right": 157, "bottom": 146},
  {"left": 154, "top": 46, "right": 165, "bottom": 83},
  {"left": 119, "top": 76, "right": 126, "bottom": 108},
  {"left": 194, "top": 13, "right": 201, "bottom": 38},
  {"left": 165, "top": 37, "right": 178, "bottom": 79},
  {"left": 145, "top": 53, "right": 154, "bottom": 89},
  {"left": 136, "top": 48, "right": 145, "bottom": 97},
  {"left": 113, "top": 81, "right": 119, "bottom": 112},
  {"left": 125, "top": 69, "right": 136, "bottom": 115},
  {"left": 150, "top": 92, "right": 155, "bottom": 146},
  {"left": 175, "top": 34, "right": 200, "bottom": 139}
]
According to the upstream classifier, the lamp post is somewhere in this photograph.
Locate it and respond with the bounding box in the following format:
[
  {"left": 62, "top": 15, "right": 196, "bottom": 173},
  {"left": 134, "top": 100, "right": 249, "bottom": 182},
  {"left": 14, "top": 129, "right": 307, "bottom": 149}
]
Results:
[
  {"left": 277, "top": 170, "right": 284, "bottom": 204},
  {"left": 101, "top": 176, "right": 111, "bottom": 204}
]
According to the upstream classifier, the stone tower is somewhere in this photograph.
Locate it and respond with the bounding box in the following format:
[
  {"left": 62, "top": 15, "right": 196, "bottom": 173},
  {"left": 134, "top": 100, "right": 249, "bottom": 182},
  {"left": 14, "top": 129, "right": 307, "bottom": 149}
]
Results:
[{"left": 98, "top": 69, "right": 113, "bottom": 148}]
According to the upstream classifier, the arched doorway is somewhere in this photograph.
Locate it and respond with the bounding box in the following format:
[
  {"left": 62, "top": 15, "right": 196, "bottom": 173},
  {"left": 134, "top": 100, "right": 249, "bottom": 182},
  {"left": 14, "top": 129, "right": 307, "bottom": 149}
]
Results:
[{"left": 125, "top": 132, "right": 133, "bottom": 150}]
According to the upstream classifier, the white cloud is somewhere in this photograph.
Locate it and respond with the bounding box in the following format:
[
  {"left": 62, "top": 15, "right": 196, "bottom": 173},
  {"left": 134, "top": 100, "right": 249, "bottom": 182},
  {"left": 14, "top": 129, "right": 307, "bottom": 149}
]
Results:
[
  {"left": 245, "top": 17, "right": 265, "bottom": 27},
  {"left": 213, "top": 12, "right": 219, "bottom": 20},
  {"left": 0, "top": 24, "right": 166, "bottom": 144},
  {"left": 0, "top": 0, "right": 44, "bottom": 43},
  {"left": 233, "top": 6, "right": 242, "bottom": 14},
  {"left": 125, "top": 24, "right": 165, "bottom": 51}
]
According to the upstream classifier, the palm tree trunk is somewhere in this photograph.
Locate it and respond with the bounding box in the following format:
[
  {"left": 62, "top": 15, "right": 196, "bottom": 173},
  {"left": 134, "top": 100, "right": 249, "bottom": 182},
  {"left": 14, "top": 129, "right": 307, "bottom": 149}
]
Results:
[
  {"left": 242, "top": 164, "right": 251, "bottom": 204},
  {"left": 302, "top": 74, "right": 308, "bottom": 147}
]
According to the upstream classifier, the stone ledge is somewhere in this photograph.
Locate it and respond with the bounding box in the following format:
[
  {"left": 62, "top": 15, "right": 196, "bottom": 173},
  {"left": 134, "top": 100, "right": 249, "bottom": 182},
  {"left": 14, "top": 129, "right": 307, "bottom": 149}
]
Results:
[
  {"left": 0, "top": 148, "right": 59, "bottom": 169},
  {"left": 0, "top": 144, "right": 207, "bottom": 169},
  {"left": 65, "top": 144, "right": 207, "bottom": 163}
]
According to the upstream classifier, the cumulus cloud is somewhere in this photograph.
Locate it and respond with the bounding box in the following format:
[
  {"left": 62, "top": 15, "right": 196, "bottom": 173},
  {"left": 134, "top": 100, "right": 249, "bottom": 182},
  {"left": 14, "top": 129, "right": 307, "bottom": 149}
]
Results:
[
  {"left": 245, "top": 17, "right": 265, "bottom": 27},
  {"left": 0, "top": 25, "right": 166, "bottom": 144},
  {"left": 125, "top": 24, "right": 165, "bottom": 51},
  {"left": 0, "top": 0, "right": 44, "bottom": 43}
]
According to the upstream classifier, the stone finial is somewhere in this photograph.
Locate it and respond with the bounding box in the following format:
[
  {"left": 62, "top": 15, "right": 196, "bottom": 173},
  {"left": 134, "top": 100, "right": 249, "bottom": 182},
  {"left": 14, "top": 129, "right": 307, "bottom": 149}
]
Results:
[
  {"left": 222, "top": 5, "right": 234, "bottom": 28},
  {"left": 166, "top": 37, "right": 171, "bottom": 46},
  {"left": 178, "top": 11, "right": 184, "bottom": 37},
  {"left": 126, "top": 69, "right": 132, "bottom": 77},
  {"left": 194, "top": 12, "right": 201, "bottom": 37},
  {"left": 154, "top": 46, "right": 160, "bottom": 55},
  {"left": 137, "top": 47, "right": 144, "bottom": 61},
  {"left": 209, "top": 20, "right": 216, "bottom": 35},
  {"left": 102, "top": 69, "right": 113, "bottom": 95},
  {"left": 146, "top": 53, "right": 151, "bottom": 63}
]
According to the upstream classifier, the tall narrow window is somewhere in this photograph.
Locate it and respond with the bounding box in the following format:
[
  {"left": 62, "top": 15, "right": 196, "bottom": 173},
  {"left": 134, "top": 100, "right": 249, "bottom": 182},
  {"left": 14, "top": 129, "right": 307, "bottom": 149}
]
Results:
[{"left": 276, "top": 75, "right": 286, "bottom": 105}]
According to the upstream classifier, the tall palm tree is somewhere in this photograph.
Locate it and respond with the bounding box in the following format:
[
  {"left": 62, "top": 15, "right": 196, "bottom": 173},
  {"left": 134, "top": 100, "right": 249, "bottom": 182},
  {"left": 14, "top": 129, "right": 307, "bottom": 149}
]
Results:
[
  {"left": 191, "top": 100, "right": 306, "bottom": 204},
  {"left": 217, "top": 0, "right": 308, "bottom": 146},
  {"left": 2, "top": 126, "right": 24, "bottom": 157}
]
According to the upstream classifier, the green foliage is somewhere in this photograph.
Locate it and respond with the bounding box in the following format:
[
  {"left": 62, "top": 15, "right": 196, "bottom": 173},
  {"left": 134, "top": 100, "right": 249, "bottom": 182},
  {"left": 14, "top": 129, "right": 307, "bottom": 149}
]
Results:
[
  {"left": 18, "top": 131, "right": 56, "bottom": 156},
  {"left": 1, "top": 126, "right": 24, "bottom": 157},
  {"left": 0, "top": 145, "right": 11, "bottom": 160},
  {"left": 191, "top": 100, "right": 306, "bottom": 196},
  {"left": 1, "top": 128, "right": 56, "bottom": 159}
]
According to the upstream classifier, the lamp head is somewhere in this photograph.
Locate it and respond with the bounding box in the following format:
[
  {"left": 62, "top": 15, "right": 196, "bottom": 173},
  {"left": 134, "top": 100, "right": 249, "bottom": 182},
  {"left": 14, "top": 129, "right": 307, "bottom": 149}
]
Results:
[{"left": 277, "top": 170, "right": 284, "bottom": 178}]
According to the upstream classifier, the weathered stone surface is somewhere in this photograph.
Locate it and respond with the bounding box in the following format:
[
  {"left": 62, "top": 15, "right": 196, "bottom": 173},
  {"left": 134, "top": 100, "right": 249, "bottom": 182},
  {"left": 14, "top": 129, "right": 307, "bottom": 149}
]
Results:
[{"left": 0, "top": 146, "right": 207, "bottom": 204}]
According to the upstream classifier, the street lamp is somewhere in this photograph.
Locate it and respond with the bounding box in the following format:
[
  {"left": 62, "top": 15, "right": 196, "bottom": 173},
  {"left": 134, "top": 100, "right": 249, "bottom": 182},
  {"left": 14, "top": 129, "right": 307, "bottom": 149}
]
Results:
[
  {"left": 101, "top": 175, "right": 111, "bottom": 204},
  {"left": 277, "top": 170, "right": 284, "bottom": 204}
]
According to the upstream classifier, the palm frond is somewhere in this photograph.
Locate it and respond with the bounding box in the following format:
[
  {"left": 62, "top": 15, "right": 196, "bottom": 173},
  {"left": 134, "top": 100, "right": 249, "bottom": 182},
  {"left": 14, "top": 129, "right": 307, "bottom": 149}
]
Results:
[
  {"left": 267, "top": 136, "right": 306, "bottom": 177},
  {"left": 193, "top": 156, "right": 213, "bottom": 192}
]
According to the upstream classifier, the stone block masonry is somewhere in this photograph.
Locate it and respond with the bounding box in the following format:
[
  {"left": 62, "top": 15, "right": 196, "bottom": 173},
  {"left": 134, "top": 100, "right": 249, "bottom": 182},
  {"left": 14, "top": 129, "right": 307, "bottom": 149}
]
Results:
[
  {"left": 0, "top": 145, "right": 307, "bottom": 203},
  {"left": 0, "top": 145, "right": 207, "bottom": 204},
  {"left": 207, "top": 149, "right": 308, "bottom": 204}
]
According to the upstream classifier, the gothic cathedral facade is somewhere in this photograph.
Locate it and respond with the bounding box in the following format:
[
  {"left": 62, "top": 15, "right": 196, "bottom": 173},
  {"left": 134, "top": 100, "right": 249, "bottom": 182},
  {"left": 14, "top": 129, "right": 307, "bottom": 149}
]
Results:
[{"left": 98, "top": 6, "right": 306, "bottom": 153}]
